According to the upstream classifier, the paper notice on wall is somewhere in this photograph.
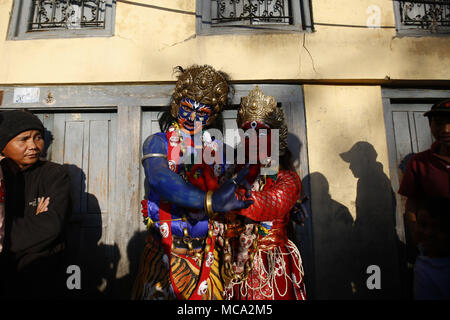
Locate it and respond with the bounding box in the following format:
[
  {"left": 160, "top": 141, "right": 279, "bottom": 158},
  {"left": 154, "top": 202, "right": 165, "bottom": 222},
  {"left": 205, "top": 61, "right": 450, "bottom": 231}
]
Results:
[
  {"left": 13, "top": 88, "right": 40, "bottom": 103},
  {"left": 71, "top": 113, "right": 81, "bottom": 120}
]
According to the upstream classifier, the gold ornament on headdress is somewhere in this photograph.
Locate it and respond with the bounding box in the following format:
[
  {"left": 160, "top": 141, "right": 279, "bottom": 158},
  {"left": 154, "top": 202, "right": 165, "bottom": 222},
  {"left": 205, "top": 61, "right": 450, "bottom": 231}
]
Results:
[
  {"left": 237, "top": 86, "right": 289, "bottom": 155},
  {"left": 171, "top": 65, "right": 229, "bottom": 126}
]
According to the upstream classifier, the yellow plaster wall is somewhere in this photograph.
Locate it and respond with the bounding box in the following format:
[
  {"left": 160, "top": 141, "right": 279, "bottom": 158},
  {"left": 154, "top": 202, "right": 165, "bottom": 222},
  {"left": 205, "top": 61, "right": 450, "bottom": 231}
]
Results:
[
  {"left": 313, "top": 0, "right": 395, "bottom": 26},
  {"left": 0, "top": 0, "right": 449, "bottom": 84},
  {"left": 303, "top": 85, "right": 390, "bottom": 221}
]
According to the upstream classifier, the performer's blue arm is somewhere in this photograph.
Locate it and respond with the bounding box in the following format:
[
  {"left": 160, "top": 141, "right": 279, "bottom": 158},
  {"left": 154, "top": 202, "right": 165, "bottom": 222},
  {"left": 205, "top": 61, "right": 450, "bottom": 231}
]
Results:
[
  {"left": 142, "top": 134, "right": 253, "bottom": 212},
  {"left": 143, "top": 134, "right": 205, "bottom": 210}
]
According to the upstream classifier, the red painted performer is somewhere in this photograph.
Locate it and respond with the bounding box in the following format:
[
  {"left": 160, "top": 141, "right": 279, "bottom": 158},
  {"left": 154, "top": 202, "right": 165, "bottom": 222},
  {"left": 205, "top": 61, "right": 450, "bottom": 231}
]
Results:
[{"left": 218, "top": 86, "right": 307, "bottom": 300}]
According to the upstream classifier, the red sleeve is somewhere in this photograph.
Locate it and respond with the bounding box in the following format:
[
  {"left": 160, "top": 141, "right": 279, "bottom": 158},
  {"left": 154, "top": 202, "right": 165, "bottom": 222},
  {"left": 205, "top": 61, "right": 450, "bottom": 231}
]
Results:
[
  {"left": 398, "top": 155, "right": 420, "bottom": 198},
  {"left": 236, "top": 170, "right": 301, "bottom": 221}
]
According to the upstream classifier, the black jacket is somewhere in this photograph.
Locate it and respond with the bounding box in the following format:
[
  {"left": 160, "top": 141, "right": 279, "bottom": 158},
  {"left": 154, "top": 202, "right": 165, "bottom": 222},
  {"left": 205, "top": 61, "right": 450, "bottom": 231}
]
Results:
[{"left": 0, "top": 159, "right": 72, "bottom": 298}]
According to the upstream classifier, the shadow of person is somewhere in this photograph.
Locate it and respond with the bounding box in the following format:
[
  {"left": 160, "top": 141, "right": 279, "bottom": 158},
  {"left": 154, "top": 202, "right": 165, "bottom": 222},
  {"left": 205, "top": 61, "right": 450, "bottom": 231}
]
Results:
[
  {"left": 305, "top": 172, "right": 355, "bottom": 299},
  {"left": 285, "top": 132, "right": 317, "bottom": 298},
  {"left": 115, "top": 230, "right": 148, "bottom": 299},
  {"left": 340, "top": 141, "right": 401, "bottom": 299},
  {"left": 62, "top": 164, "right": 120, "bottom": 299},
  {"left": 287, "top": 132, "right": 302, "bottom": 170},
  {"left": 41, "top": 128, "right": 54, "bottom": 160}
]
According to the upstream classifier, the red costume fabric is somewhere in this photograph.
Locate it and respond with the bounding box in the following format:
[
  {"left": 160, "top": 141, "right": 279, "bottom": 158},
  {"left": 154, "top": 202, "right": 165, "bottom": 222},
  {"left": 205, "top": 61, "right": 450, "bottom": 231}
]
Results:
[
  {"left": 134, "top": 127, "right": 224, "bottom": 300},
  {"left": 224, "top": 170, "right": 307, "bottom": 300},
  {"left": 238, "top": 170, "right": 301, "bottom": 221}
]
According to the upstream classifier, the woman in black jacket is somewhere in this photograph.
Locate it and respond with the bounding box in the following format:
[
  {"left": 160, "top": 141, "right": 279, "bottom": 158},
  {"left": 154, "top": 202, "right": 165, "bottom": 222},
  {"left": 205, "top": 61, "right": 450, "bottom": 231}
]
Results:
[{"left": 0, "top": 110, "right": 72, "bottom": 299}]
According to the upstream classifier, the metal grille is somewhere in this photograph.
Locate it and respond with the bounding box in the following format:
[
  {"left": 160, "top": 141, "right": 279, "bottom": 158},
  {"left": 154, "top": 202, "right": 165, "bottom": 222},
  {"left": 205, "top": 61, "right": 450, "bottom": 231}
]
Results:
[
  {"left": 30, "top": 0, "right": 106, "bottom": 30},
  {"left": 211, "top": 0, "right": 292, "bottom": 25},
  {"left": 398, "top": 0, "right": 450, "bottom": 32}
]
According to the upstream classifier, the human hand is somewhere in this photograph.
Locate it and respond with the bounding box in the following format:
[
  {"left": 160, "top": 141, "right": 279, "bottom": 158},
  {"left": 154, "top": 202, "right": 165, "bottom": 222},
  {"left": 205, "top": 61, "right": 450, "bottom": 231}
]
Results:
[
  {"left": 36, "top": 197, "right": 50, "bottom": 215},
  {"left": 212, "top": 164, "right": 254, "bottom": 213}
]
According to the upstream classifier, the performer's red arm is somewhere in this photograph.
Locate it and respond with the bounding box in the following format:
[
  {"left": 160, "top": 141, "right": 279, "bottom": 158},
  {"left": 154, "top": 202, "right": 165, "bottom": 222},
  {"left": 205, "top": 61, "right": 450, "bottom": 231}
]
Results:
[{"left": 236, "top": 170, "right": 301, "bottom": 221}]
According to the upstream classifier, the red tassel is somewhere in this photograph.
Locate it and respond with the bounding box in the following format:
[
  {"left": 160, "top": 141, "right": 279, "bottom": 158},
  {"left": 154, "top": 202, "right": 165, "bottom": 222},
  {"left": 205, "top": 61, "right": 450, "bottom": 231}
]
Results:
[
  {"left": 186, "top": 164, "right": 207, "bottom": 191},
  {"left": 202, "top": 164, "right": 219, "bottom": 191},
  {"left": 141, "top": 200, "right": 148, "bottom": 217}
]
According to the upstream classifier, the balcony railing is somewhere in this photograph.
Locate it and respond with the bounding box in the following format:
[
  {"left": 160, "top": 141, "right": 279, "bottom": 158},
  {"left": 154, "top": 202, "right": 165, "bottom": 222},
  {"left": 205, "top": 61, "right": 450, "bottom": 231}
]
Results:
[
  {"left": 211, "top": 0, "right": 292, "bottom": 25},
  {"left": 30, "top": 0, "right": 106, "bottom": 30},
  {"left": 397, "top": 0, "right": 450, "bottom": 32}
]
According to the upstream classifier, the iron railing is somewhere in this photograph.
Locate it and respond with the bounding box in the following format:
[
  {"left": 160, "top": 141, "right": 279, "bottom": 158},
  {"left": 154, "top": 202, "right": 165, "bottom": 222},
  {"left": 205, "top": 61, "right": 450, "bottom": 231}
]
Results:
[
  {"left": 30, "top": 0, "right": 106, "bottom": 30},
  {"left": 397, "top": 0, "right": 450, "bottom": 31},
  {"left": 211, "top": 0, "right": 292, "bottom": 25}
]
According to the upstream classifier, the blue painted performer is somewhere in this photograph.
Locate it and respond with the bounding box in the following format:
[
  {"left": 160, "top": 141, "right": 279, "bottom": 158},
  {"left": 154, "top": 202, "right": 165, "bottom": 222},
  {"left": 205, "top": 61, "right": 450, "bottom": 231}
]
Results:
[{"left": 132, "top": 65, "right": 253, "bottom": 300}]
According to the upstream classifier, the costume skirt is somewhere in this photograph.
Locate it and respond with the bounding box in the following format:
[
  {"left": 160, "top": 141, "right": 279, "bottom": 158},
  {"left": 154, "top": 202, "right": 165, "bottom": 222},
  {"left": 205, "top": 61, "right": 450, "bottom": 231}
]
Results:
[
  {"left": 132, "top": 233, "right": 224, "bottom": 300},
  {"left": 224, "top": 240, "right": 306, "bottom": 300}
]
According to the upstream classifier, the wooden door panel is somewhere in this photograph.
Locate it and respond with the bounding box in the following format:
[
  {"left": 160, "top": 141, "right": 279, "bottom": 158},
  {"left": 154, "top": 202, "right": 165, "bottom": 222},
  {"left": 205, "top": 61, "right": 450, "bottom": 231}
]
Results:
[
  {"left": 392, "top": 111, "right": 414, "bottom": 164},
  {"left": 87, "top": 120, "right": 110, "bottom": 213},
  {"left": 382, "top": 90, "right": 450, "bottom": 249},
  {"left": 34, "top": 111, "right": 118, "bottom": 297},
  {"left": 413, "top": 111, "right": 433, "bottom": 153},
  {"left": 139, "top": 110, "right": 162, "bottom": 205}
]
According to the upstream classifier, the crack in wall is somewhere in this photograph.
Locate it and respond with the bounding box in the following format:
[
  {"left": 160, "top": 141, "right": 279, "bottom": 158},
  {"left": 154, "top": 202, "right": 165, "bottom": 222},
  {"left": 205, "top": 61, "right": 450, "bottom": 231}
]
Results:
[
  {"left": 302, "top": 33, "right": 319, "bottom": 75},
  {"left": 159, "top": 34, "right": 197, "bottom": 52}
]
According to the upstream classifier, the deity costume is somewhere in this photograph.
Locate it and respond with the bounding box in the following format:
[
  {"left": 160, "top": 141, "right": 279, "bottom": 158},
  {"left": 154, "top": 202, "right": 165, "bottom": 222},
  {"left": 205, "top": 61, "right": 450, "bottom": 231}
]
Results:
[
  {"left": 132, "top": 65, "right": 250, "bottom": 300},
  {"left": 220, "top": 86, "right": 307, "bottom": 300}
]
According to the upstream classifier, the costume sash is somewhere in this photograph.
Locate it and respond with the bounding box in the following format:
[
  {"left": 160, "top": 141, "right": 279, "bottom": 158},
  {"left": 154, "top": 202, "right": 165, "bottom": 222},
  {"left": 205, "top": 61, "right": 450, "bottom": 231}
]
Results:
[{"left": 157, "top": 126, "right": 217, "bottom": 300}]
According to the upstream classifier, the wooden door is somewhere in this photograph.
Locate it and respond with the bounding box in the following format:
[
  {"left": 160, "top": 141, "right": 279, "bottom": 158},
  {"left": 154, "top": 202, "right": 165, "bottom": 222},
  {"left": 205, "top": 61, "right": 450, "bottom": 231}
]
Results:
[
  {"left": 392, "top": 110, "right": 433, "bottom": 163},
  {"left": 382, "top": 90, "right": 450, "bottom": 298},
  {"left": 35, "top": 111, "right": 118, "bottom": 298},
  {"left": 382, "top": 90, "right": 450, "bottom": 243}
]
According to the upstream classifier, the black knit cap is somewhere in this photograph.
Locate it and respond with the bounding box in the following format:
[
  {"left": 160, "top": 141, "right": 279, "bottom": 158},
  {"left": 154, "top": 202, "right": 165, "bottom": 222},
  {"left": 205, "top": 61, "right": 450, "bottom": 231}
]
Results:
[{"left": 0, "top": 110, "right": 44, "bottom": 152}]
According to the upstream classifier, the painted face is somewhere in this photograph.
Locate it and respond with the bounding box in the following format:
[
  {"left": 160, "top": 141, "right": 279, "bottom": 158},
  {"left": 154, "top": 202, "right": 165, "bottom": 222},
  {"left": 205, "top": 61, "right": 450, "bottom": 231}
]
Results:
[
  {"left": 177, "top": 98, "right": 214, "bottom": 135},
  {"left": 2, "top": 130, "right": 44, "bottom": 170},
  {"left": 241, "top": 121, "right": 272, "bottom": 164}
]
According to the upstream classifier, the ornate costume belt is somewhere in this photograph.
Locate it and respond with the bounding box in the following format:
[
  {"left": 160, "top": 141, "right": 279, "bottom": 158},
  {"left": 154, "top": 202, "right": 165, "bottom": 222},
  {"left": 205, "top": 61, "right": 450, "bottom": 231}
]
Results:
[
  {"left": 172, "top": 235, "right": 206, "bottom": 251},
  {"left": 258, "top": 226, "right": 288, "bottom": 251}
]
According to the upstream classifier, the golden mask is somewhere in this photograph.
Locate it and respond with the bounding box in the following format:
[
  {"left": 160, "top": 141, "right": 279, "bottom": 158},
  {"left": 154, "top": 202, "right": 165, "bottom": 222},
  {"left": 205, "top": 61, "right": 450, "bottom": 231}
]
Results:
[
  {"left": 237, "top": 86, "right": 288, "bottom": 155},
  {"left": 171, "top": 65, "right": 229, "bottom": 126}
]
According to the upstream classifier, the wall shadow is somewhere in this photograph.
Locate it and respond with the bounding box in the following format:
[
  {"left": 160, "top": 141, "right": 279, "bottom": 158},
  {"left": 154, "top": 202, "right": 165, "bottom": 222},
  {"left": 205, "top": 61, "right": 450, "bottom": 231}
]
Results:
[
  {"left": 62, "top": 164, "right": 120, "bottom": 299},
  {"left": 41, "top": 128, "right": 54, "bottom": 159},
  {"left": 115, "top": 230, "right": 148, "bottom": 299},
  {"left": 340, "top": 141, "right": 402, "bottom": 299},
  {"left": 306, "top": 172, "right": 356, "bottom": 299},
  {"left": 40, "top": 128, "right": 125, "bottom": 299},
  {"left": 287, "top": 132, "right": 302, "bottom": 169},
  {"left": 286, "top": 132, "right": 315, "bottom": 298}
]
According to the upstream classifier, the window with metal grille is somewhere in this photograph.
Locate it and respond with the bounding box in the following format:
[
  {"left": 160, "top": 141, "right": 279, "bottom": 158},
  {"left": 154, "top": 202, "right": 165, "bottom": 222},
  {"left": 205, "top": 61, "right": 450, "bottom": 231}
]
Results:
[
  {"left": 394, "top": 0, "right": 450, "bottom": 34},
  {"left": 30, "top": 0, "right": 106, "bottom": 31},
  {"left": 212, "top": 0, "right": 292, "bottom": 25},
  {"left": 197, "top": 0, "right": 313, "bottom": 35},
  {"left": 7, "top": 0, "right": 115, "bottom": 40}
]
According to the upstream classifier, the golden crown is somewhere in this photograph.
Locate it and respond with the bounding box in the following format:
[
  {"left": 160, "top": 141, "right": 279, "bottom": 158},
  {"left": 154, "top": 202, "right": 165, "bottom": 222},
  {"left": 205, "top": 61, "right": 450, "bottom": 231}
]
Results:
[
  {"left": 237, "top": 86, "right": 288, "bottom": 155},
  {"left": 171, "top": 65, "right": 229, "bottom": 125}
]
